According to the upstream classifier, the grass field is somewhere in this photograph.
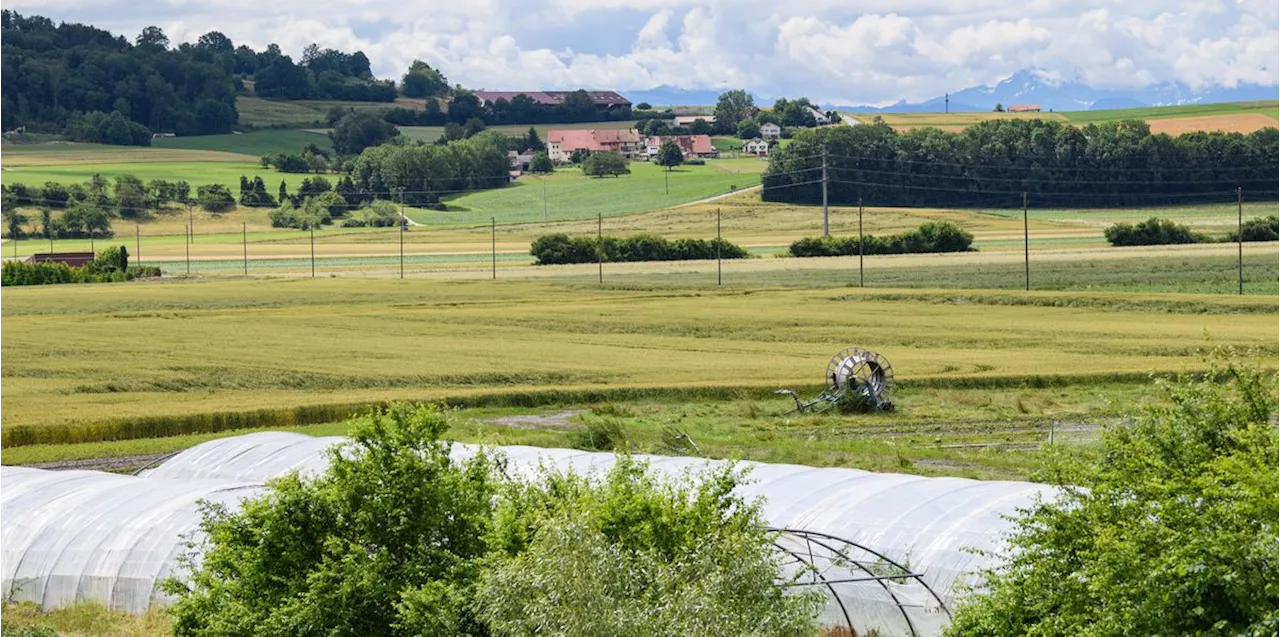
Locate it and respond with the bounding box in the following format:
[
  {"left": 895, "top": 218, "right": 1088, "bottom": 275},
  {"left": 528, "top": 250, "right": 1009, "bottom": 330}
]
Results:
[
  {"left": 0, "top": 277, "right": 1274, "bottom": 481},
  {"left": 843, "top": 100, "right": 1279, "bottom": 132},
  {"left": 1, "top": 143, "right": 271, "bottom": 191},
  {"left": 235, "top": 96, "right": 432, "bottom": 127},
  {"left": 430, "top": 159, "right": 765, "bottom": 223},
  {"left": 152, "top": 129, "right": 333, "bottom": 156},
  {"left": 395, "top": 120, "right": 640, "bottom": 145}
]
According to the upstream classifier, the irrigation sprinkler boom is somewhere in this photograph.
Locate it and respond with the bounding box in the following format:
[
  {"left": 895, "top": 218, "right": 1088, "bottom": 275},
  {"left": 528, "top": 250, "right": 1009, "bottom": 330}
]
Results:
[{"left": 776, "top": 347, "right": 895, "bottom": 413}]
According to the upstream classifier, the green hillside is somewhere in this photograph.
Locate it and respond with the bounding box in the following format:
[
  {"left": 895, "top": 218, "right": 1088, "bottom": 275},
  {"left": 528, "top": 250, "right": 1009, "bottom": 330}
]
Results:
[{"left": 153, "top": 129, "right": 333, "bottom": 156}]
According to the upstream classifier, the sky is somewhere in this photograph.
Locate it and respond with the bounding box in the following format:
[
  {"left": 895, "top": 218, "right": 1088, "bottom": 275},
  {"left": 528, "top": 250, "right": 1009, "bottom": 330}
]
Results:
[{"left": 10, "top": 0, "right": 1279, "bottom": 106}]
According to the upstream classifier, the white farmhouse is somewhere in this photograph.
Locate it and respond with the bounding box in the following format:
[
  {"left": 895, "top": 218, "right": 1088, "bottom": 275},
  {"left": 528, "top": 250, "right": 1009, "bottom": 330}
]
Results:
[{"left": 759, "top": 122, "right": 782, "bottom": 140}]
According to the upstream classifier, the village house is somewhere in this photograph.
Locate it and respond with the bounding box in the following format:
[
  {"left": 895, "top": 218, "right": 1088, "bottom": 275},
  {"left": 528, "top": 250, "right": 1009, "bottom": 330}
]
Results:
[
  {"left": 547, "top": 128, "right": 644, "bottom": 162},
  {"left": 807, "top": 106, "right": 831, "bottom": 125},
  {"left": 1008, "top": 104, "right": 1041, "bottom": 113},
  {"left": 759, "top": 122, "right": 782, "bottom": 140},
  {"left": 642, "top": 135, "right": 718, "bottom": 160},
  {"left": 741, "top": 138, "right": 770, "bottom": 157}
]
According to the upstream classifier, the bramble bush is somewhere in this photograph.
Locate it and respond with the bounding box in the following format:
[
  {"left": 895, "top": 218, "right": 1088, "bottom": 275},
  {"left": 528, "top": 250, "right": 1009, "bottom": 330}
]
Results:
[
  {"left": 945, "top": 351, "right": 1278, "bottom": 636},
  {"left": 532, "top": 233, "right": 750, "bottom": 265},
  {"left": 789, "top": 221, "right": 974, "bottom": 257}
]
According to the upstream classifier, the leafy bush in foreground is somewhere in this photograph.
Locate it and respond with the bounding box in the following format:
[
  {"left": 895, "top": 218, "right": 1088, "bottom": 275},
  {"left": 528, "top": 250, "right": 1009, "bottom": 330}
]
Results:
[
  {"left": 789, "top": 221, "right": 974, "bottom": 257},
  {"left": 946, "top": 352, "right": 1278, "bottom": 636},
  {"left": 476, "top": 458, "right": 821, "bottom": 636},
  {"left": 166, "top": 403, "right": 818, "bottom": 636},
  {"left": 532, "top": 233, "right": 750, "bottom": 265},
  {"left": 1104, "top": 217, "right": 1204, "bottom": 246}
]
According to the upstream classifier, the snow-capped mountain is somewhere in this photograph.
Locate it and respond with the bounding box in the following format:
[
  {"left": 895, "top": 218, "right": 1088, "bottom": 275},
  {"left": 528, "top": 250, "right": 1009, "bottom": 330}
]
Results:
[{"left": 829, "top": 68, "right": 1278, "bottom": 112}]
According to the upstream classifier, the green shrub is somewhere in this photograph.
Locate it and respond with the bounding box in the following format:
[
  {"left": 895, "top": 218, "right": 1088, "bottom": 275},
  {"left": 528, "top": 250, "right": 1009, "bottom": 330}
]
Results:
[
  {"left": 2, "top": 625, "right": 58, "bottom": 637},
  {"left": 164, "top": 403, "right": 819, "bottom": 636},
  {"left": 342, "top": 200, "right": 400, "bottom": 228},
  {"left": 196, "top": 184, "right": 236, "bottom": 213},
  {"left": 476, "top": 457, "right": 822, "bottom": 636},
  {"left": 1104, "top": 217, "right": 1204, "bottom": 246},
  {"left": 580, "top": 151, "right": 630, "bottom": 177},
  {"left": 532, "top": 233, "right": 750, "bottom": 265},
  {"left": 790, "top": 221, "right": 974, "bottom": 257},
  {"left": 946, "top": 354, "right": 1277, "bottom": 636},
  {"left": 268, "top": 200, "right": 328, "bottom": 230},
  {"left": 569, "top": 417, "right": 629, "bottom": 451},
  {"left": 1230, "top": 215, "right": 1279, "bottom": 242}
]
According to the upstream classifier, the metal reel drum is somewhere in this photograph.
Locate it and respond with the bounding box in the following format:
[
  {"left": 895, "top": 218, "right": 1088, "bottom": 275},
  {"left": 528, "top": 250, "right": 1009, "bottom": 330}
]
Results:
[{"left": 826, "top": 347, "right": 895, "bottom": 403}]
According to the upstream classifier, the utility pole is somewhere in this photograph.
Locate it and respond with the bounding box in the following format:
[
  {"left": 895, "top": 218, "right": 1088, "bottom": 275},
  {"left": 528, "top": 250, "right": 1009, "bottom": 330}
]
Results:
[
  {"left": 857, "top": 196, "right": 864, "bottom": 287},
  {"left": 821, "top": 147, "right": 829, "bottom": 238},
  {"left": 397, "top": 187, "right": 406, "bottom": 280},
  {"left": 184, "top": 224, "right": 190, "bottom": 275},
  {"left": 242, "top": 223, "right": 247, "bottom": 276},
  {"left": 491, "top": 217, "right": 496, "bottom": 280},
  {"left": 597, "top": 213, "right": 603, "bottom": 284},
  {"left": 542, "top": 178, "right": 548, "bottom": 221},
  {"left": 1237, "top": 187, "right": 1243, "bottom": 295},
  {"left": 664, "top": 167, "right": 669, "bottom": 195},
  {"left": 716, "top": 207, "right": 722, "bottom": 286},
  {"left": 188, "top": 203, "right": 194, "bottom": 244},
  {"left": 310, "top": 228, "right": 315, "bottom": 278},
  {"left": 945, "top": 93, "right": 949, "bottom": 114},
  {"left": 135, "top": 225, "right": 140, "bottom": 267},
  {"left": 1023, "top": 191, "right": 1030, "bottom": 291}
]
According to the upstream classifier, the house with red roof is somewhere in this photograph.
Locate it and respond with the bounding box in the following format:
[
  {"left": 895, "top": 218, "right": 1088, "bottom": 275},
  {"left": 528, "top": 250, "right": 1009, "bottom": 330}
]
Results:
[
  {"left": 547, "top": 128, "right": 644, "bottom": 162},
  {"left": 642, "top": 135, "right": 718, "bottom": 160}
]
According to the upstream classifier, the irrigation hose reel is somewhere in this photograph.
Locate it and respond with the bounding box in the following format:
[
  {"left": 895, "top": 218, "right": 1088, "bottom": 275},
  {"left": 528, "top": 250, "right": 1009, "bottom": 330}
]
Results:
[{"left": 777, "top": 347, "right": 896, "bottom": 413}]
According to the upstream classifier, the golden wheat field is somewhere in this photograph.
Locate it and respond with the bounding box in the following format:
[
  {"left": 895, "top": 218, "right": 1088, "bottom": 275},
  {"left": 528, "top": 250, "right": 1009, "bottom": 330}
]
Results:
[{"left": 2, "top": 277, "right": 1274, "bottom": 437}]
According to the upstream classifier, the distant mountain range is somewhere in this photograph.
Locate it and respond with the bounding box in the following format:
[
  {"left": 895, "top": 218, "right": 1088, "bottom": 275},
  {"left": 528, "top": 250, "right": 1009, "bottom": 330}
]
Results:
[
  {"left": 621, "top": 86, "right": 730, "bottom": 108},
  {"left": 831, "top": 69, "right": 1278, "bottom": 113},
  {"left": 624, "top": 69, "right": 1277, "bottom": 113}
]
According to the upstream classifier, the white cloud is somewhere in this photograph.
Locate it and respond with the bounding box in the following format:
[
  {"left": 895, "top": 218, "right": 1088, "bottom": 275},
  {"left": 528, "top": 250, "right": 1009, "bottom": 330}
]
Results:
[{"left": 7, "top": 0, "right": 1276, "bottom": 104}]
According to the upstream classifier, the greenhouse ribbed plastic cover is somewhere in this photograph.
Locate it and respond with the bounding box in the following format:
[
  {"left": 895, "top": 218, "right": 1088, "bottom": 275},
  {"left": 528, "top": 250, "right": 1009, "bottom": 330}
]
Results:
[{"left": 2, "top": 432, "right": 1055, "bottom": 635}]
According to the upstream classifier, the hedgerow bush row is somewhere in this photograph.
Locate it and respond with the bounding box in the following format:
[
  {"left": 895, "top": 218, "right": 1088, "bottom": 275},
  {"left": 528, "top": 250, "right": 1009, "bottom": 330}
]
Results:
[
  {"left": 789, "top": 221, "right": 974, "bottom": 257},
  {"left": 1, "top": 246, "right": 161, "bottom": 286},
  {"left": 1104, "top": 217, "right": 1204, "bottom": 246},
  {"left": 531, "top": 233, "right": 750, "bottom": 265}
]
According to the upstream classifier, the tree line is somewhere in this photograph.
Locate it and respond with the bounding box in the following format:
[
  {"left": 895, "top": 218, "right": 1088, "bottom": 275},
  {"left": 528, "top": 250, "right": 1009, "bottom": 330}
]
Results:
[
  {"left": 1, "top": 12, "right": 238, "bottom": 138},
  {"left": 1, "top": 13, "right": 398, "bottom": 141},
  {"left": 762, "top": 118, "right": 1279, "bottom": 208},
  {"left": 380, "top": 89, "right": 633, "bottom": 128}
]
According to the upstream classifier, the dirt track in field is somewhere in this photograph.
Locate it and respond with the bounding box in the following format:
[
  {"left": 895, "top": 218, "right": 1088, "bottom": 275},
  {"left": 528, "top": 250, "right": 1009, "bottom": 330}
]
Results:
[{"left": 1147, "top": 114, "right": 1277, "bottom": 135}]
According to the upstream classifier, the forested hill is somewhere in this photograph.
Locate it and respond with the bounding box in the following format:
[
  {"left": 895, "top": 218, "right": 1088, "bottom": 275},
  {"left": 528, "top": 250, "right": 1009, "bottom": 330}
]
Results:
[{"left": 0, "top": 11, "right": 394, "bottom": 141}]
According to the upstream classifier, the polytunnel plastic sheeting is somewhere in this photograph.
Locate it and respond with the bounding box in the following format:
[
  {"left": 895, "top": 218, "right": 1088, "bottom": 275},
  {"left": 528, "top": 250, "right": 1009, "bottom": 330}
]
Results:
[
  {"left": 0, "top": 466, "right": 262, "bottom": 614},
  {"left": 137, "top": 432, "right": 1057, "bottom": 636}
]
